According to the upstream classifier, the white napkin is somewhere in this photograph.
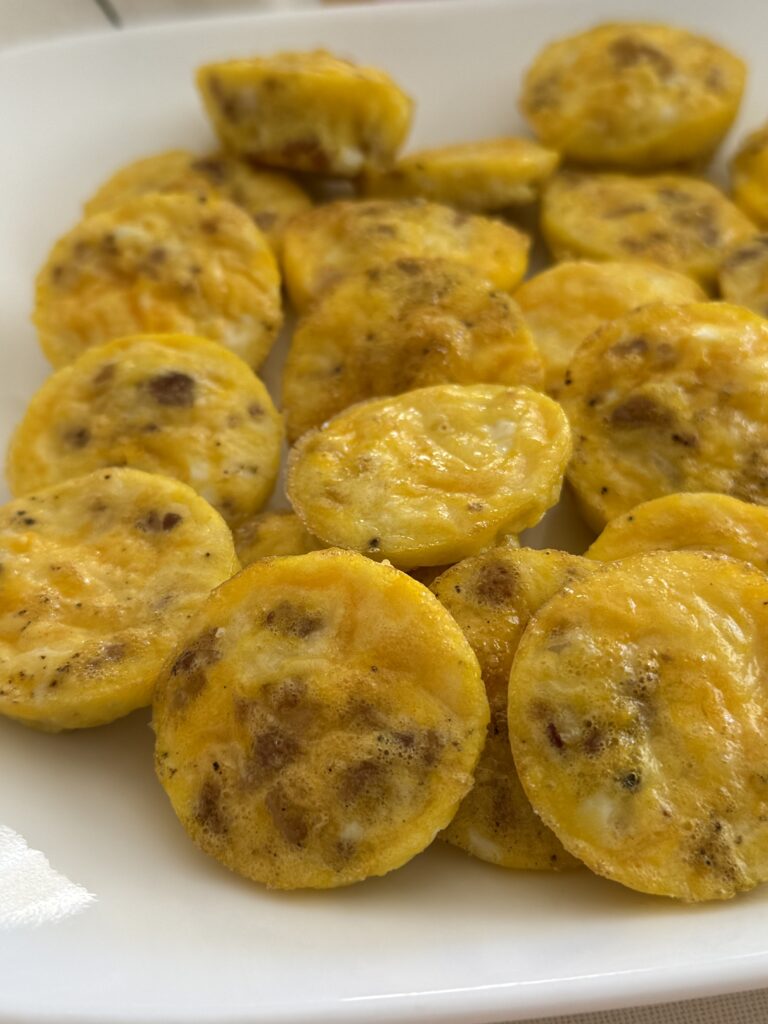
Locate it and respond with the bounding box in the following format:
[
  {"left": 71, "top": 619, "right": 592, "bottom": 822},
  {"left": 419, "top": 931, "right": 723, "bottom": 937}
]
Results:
[{"left": 0, "top": 825, "right": 95, "bottom": 928}]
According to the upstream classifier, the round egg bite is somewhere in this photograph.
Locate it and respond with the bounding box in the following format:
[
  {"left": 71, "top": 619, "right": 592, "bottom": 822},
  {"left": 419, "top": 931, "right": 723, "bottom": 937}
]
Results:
[
  {"left": 560, "top": 302, "right": 768, "bottom": 530},
  {"left": 586, "top": 492, "right": 768, "bottom": 570},
  {"left": 541, "top": 171, "right": 755, "bottom": 290},
  {"left": 153, "top": 548, "right": 488, "bottom": 889},
  {"left": 287, "top": 383, "right": 571, "bottom": 569},
  {"left": 719, "top": 234, "right": 768, "bottom": 318},
  {"left": 196, "top": 50, "right": 413, "bottom": 177},
  {"left": 7, "top": 333, "right": 283, "bottom": 530},
  {"left": 34, "top": 193, "right": 282, "bottom": 369},
  {"left": 730, "top": 123, "right": 768, "bottom": 227},
  {"left": 0, "top": 468, "right": 238, "bottom": 732},
  {"left": 432, "top": 547, "right": 597, "bottom": 870},
  {"left": 520, "top": 22, "right": 745, "bottom": 169},
  {"left": 281, "top": 198, "right": 531, "bottom": 312},
  {"left": 408, "top": 534, "right": 519, "bottom": 590},
  {"left": 233, "top": 511, "right": 323, "bottom": 568},
  {"left": 83, "top": 148, "right": 312, "bottom": 250},
  {"left": 508, "top": 550, "right": 768, "bottom": 902},
  {"left": 514, "top": 260, "right": 705, "bottom": 395},
  {"left": 362, "top": 137, "right": 559, "bottom": 211},
  {"left": 282, "top": 257, "right": 544, "bottom": 442}
]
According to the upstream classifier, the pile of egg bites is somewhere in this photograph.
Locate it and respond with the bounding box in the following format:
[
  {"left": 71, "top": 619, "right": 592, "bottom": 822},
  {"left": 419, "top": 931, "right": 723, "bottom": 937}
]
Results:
[{"left": 6, "top": 21, "right": 768, "bottom": 900}]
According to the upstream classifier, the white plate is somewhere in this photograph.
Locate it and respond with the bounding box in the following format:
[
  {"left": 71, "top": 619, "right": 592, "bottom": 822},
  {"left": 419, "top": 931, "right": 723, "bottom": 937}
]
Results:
[{"left": 1, "top": 1, "right": 767, "bottom": 1021}]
